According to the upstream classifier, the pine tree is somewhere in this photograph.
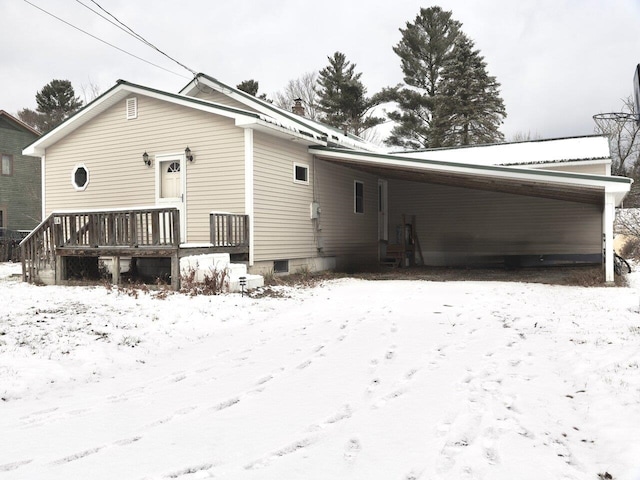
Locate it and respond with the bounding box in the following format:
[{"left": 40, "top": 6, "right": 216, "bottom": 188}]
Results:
[
  {"left": 437, "top": 35, "right": 506, "bottom": 146},
  {"left": 18, "top": 79, "right": 82, "bottom": 133},
  {"left": 236, "top": 79, "right": 268, "bottom": 100},
  {"left": 317, "top": 52, "right": 383, "bottom": 136},
  {"left": 386, "top": 7, "right": 460, "bottom": 149},
  {"left": 386, "top": 7, "right": 505, "bottom": 149}
]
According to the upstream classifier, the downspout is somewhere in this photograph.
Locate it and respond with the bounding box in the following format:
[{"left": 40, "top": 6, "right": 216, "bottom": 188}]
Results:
[
  {"left": 41, "top": 154, "right": 46, "bottom": 221},
  {"left": 244, "top": 129, "right": 254, "bottom": 266}
]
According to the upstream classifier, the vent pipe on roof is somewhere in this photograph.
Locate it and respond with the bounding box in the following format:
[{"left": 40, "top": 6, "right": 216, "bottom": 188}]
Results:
[{"left": 292, "top": 98, "right": 305, "bottom": 117}]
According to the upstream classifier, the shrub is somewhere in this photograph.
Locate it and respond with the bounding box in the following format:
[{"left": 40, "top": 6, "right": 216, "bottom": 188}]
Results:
[{"left": 180, "top": 266, "right": 229, "bottom": 296}]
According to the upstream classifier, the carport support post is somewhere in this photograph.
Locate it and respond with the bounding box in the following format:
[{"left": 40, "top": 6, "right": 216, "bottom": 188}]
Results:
[{"left": 603, "top": 192, "right": 615, "bottom": 283}]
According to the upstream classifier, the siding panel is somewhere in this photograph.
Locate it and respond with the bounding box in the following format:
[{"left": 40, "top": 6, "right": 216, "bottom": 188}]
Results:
[
  {"left": 45, "top": 95, "right": 245, "bottom": 243},
  {"left": 388, "top": 180, "right": 602, "bottom": 266},
  {"left": 315, "top": 160, "right": 379, "bottom": 269}
]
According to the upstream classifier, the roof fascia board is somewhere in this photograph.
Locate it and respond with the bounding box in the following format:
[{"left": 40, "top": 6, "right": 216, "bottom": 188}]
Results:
[
  {"left": 235, "top": 118, "right": 327, "bottom": 146},
  {"left": 310, "top": 147, "right": 632, "bottom": 190}
]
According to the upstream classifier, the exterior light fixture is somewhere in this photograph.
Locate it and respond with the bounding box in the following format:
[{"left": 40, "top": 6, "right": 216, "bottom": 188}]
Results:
[
  {"left": 143, "top": 151, "right": 150, "bottom": 166},
  {"left": 185, "top": 146, "right": 194, "bottom": 162}
]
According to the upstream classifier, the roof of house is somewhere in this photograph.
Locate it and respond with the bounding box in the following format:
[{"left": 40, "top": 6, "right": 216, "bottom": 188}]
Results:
[
  {"left": 310, "top": 146, "right": 631, "bottom": 206},
  {"left": 392, "top": 135, "right": 610, "bottom": 166},
  {"left": 180, "top": 74, "right": 383, "bottom": 152},
  {"left": 22, "top": 79, "right": 336, "bottom": 157},
  {"left": 0, "top": 110, "right": 40, "bottom": 137}
]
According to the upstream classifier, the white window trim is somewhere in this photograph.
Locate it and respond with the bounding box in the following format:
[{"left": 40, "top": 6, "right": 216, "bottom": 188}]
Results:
[
  {"left": 293, "top": 162, "right": 309, "bottom": 185},
  {"left": 354, "top": 180, "right": 364, "bottom": 214},
  {"left": 71, "top": 163, "right": 90, "bottom": 191}
]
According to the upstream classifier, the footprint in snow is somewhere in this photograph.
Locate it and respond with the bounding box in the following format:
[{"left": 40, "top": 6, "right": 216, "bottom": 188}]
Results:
[{"left": 344, "top": 438, "right": 361, "bottom": 463}]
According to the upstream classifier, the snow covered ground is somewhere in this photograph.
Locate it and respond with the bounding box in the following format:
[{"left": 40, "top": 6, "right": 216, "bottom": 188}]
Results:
[{"left": 1, "top": 261, "right": 640, "bottom": 480}]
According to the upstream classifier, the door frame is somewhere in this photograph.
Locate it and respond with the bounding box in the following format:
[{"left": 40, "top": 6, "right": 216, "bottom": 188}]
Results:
[
  {"left": 378, "top": 179, "right": 388, "bottom": 242},
  {"left": 155, "top": 152, "right": 187, "bottom": 241}
]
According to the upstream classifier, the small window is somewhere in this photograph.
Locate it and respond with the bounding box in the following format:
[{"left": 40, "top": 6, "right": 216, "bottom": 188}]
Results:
[
  {"left": 167, "top": 161, "right": 181, "bottom": 173},
  {"left": 1, "top": 154, "right": 12, "bottom": 176},
  {"left": 126, "top": 97, "right": 138, "bottom": 119},
  {"left": 293, "top": 163, "right": 309, "bottom": 185},
  {"left": 0, "top": 208, "right": 5, "bottom": 228},
  {"left": 273, "top": 260, "right": 289, "bottom": 273},
  {"left": 71, "top": 164, "right": 90, "bottom": 191},
  {"left": 354, "top": 181, "right": 364, "bottom": 214}
]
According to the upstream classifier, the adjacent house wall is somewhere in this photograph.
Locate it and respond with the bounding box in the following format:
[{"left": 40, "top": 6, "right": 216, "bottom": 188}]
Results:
[
  {"left": 0, "top": 117, "right": 40, "bottom": 230},
  {"left": 388, "top": 180, "right": 602, "bottom": 266},
  {"left": 43, "top": 94, "right": 245, "bottom": 243},
  {"left": 315, "top": 159, "right": 379, "bottom": 270}
]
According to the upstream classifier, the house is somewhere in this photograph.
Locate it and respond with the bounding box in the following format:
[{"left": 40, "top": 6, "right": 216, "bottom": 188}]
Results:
[
  {"left": 0, "top": 110, "right": 41, "bottom": 233},
  {"left": 0, "top": 110, "right": 41, "bottom": 262},
  {"left": 21, "top": 73, "right": 631, "bottom": 286}
]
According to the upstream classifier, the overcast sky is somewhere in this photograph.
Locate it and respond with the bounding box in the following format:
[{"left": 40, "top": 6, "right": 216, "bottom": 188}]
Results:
[{"left": 2, "top": 0, "right": 639, "bottom": 142}]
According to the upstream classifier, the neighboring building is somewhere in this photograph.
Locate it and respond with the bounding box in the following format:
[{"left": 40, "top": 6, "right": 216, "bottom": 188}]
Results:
[
  {"left": 0, "top": 110, "right": 41, "bottom": 233},
  {"left": 22, "top": 74, "right": 631, "bottom": 283}
]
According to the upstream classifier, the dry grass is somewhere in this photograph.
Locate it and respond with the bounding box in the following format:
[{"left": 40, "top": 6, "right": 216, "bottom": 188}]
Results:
[{"left": 262, "top": 264, "right": 627, "bottom": 289}]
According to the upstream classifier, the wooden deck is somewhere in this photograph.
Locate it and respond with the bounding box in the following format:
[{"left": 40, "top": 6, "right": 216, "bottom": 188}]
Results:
[{"left": 20, "top": 207, "right": 249, "bottom": 289}]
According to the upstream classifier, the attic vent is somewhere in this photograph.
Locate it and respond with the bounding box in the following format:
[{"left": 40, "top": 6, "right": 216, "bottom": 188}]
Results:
[{"left": 126, "top": 97, "right": 138, "bottom": 119}]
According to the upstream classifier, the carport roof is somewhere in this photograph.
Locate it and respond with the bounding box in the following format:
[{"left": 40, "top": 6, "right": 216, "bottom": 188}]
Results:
[{"left": 309, "top": 146, "right": 632, "bottom": 206}]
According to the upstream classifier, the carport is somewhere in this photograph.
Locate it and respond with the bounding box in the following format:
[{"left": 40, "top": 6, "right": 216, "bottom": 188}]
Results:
[{"left": 310, "top": 146, "right": 632, "bottom": 282}]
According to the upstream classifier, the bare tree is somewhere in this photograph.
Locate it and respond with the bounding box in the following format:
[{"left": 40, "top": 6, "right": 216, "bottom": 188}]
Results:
[
  {"left": 273, "top": 71, "right": 320, "bottom": 120},
  {"left": 79, "top": 79, "right": 102, "bottom": 104},
  {"left": 509, "top": 130, "right": 541, "bottom": 142},
  {"left": 593, "top": 96, "right": 640, "bottom": 177}
]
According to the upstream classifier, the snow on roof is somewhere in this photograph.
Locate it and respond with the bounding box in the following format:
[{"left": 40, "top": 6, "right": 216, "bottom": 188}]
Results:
[
  {"left": 182, "top": 74, "right": 384, "bottom": 153},
  {"left": 392, "top": 135, "right": 611, "bottom": 166}
]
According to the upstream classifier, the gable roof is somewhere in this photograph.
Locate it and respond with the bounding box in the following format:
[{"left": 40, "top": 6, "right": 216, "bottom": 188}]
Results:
[
  {"left": 180, "top": 73, "right": 383, "bottom": 153},
  {"left": 0, "top": 110, "right": 40, "bottom": 137},
  {"left": 392, "top": 135, "right": 611, "bottom": 166},
  {"left": 23, "top": 80, "right": 334, "bottom": 157}
]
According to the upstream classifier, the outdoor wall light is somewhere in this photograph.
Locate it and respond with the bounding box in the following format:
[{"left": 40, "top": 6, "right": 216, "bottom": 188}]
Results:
[
  {"left": 142, "top": 151, "right": 151, "bottom": 166},
  {"left": 185, "top": 146, "right": 194, "bottom": 162}
]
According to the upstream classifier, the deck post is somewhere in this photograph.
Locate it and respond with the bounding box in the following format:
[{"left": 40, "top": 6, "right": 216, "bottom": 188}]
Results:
[
  {"left": 170, "top": 252, "right": 180, "bottom": 290},
  {"left": 112, "top": 256, "right": 120, "bottom": 286},
  {"left": 55, "top": 256, "right": 66, "bottom": 285}
]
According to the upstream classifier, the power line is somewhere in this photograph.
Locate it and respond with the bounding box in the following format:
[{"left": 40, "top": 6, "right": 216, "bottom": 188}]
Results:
[
  {"left": 85, "top": 0, "right": 197, "bottom": 76},
  {"left": 22, "top": 0, "right": 191, "bottom": 80}
]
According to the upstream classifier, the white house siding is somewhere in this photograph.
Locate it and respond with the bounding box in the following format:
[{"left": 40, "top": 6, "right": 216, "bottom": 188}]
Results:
[
  {"left": 388, "top": 180, "right": 602, "bottom": 266},
  {"left": 190, "top": 90, "right": 259, "bottom": 113},
  {"left": 252, "top": 132, "right": 317, "bottom": 264},
  {"left": 314, "top": 160, "right": 379, "bottom": 270},
  {"left": 43, "top": 95, "right": 245, "bottom": 243}
]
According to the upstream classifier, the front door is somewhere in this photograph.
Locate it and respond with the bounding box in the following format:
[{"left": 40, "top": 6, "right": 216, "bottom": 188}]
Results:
[{"left": 156, "top": 154, "right": 186, "bottom": 241}]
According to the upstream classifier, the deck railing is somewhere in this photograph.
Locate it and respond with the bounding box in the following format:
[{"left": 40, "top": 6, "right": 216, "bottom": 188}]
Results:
[
  {"left": 21, "top": 207, "right": 180, "bottom": 283},
  {"left": 210, "top": 213, "right": 250, "bottom": 248}
]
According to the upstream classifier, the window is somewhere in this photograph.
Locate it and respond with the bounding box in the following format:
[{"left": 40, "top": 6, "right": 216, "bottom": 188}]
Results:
[
  {"left": 354, "top": 181, "right": 364, "bottom": 214},
  {"left": 1, "top": 154, "right": 12, "bottom": 176},
  {"left": 167, "top": 161, "right": 181, "bottom": 173},
  {"left": 293, "top": 163, "right": 309, "bottom": 185},
  {"left": 273, "top": 260, "right": 289, "bottom": 273},
  {"left": 71, "top": 164, "right": 89, "bottom": 191},
  {"left": 0, "top": 208, "right": 5, "bottom": 228}
]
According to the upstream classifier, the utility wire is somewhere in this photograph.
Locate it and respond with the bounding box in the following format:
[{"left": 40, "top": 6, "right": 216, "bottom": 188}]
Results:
[
  {"left": 22, "top": 0, "right": 191, "bottom": 79},
  {"left": 86, "top": 0, "right": 197, "bottom": 76}
]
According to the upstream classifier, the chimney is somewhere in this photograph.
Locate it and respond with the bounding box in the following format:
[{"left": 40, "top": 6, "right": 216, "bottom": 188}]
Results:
[{"left": 292, "top": 98, "right": 305, "bottom": 117}]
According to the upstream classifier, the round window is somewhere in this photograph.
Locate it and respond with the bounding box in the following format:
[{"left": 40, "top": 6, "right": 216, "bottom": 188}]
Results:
[{"left": 71, "top": 164, "right": 90, "bottom": 191}]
